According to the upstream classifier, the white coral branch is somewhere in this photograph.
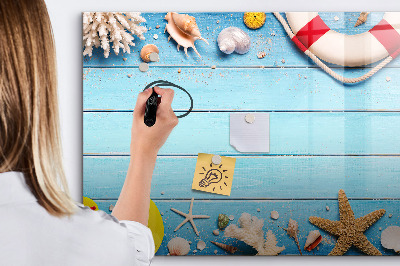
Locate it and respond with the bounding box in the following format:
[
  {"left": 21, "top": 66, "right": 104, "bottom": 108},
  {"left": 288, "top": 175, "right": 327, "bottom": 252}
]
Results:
[
  {"left": 224, "top": 213, "right": 285, "bottom": 256},
  {"left": 82, "top": 12, "right": 147, "bottom": 58}
]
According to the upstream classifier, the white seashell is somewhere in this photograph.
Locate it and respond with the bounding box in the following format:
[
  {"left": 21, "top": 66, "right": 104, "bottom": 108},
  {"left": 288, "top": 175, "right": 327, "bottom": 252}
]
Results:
[
  {"left": 217, "top": 27, "right": 251, "bottom": 55},
  {"left": 271, "top": 210, "right": 279, "bottom": 220},
  {"left": 381, "top": 226, "right": 400, "bottom": 253},
  {"left": 167, "top": 237, "right": 190, "bottom": 256},
  {"left": 164, "top": 12, "right": 208, "bottom": 58},
  {"left": 197, "top": 240, "right": 206, "bottom": 250},
  {"left": 304, "top": 230, "right": 322, "bottom": 251}
]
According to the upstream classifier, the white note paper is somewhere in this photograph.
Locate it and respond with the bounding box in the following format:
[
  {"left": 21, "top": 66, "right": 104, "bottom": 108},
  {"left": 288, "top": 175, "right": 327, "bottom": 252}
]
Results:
[{"left": 230, "top": 113, "right": 270, "bottom": 153}]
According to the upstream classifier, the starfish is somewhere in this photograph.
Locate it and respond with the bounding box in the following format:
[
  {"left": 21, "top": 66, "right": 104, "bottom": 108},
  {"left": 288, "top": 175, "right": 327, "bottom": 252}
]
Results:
[
  {"left": 309, "top": 189, "right": 385, "bottom": 256},
  {"left": 170, "top": 198, "right": 210, "bottom": 236}
]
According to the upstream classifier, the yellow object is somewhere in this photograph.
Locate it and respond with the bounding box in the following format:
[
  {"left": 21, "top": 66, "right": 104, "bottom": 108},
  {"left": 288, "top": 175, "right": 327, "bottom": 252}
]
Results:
[
  {"left": 243, "top": 12, "right": 266, "bottom": 29},
  {"left": 192, "top": 153, "right": 236, "bottom": 196},
  {"left": 83, "top": 196, "right": 99, "bottom": 211},
  {"left": 148, "top": 200, "right": 164, "bottom": 253}
]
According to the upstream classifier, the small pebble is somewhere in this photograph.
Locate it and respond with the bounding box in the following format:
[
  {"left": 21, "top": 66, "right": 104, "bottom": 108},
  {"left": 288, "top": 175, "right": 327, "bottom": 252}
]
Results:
[
  {"left": 216, "top": 20, "right": 219, "bottom": 24},
  {"left": 229, "top": 215, "right": 234, "bottom": 221},
  {"left": 326, "top": 206, "right": 330, "bottom": 211},
  {"left": 149, "top": 52, "right": 159, "bottom": 62},
  {"left": 207, "top": 26, "right": 209, "bottom": 30},
  {"left": 148, "top": 27, "right": 152, "bottom": 30},
  {"left": 379, "top": 227, "right": 382, "bottom": 231},
  {"left": 127, "top": 74, "right": 132, "bottom": 78},
  {"left": 389, "top": 214, "right": 393, "bottom": 218},
  {"left": 386, "top": 76, "right": 391, "bottom": 82},
  {"left": 109, "top": 204, "right": 114, "bottom": 212},
  {"left": 153, "top": 34, "right": 158, "bottom": 40},
  {"left": 270, "top": 31, "right": 276, "bottom": 36},
  {"left": 178, "top": 68, "right": 181, "bottom": 73},
  {"left": 193, "top": 250, "right": 197, "bottom": 253},
  {"left": 139, "top": 62, "right": 149, "bottom": 72},
  {"left": 160, "top": 212, "right": 164, "bottom": 216},
  {"left": 122, "top": 58, "right": 127, "bottom": 61},
  {"left": 188, "top": 241, "right": 192, "bottom": 245},
  {"left": 211, "top": 65, "right": 216, "bottom": 69},
  {"left": 257, "top": 208, "right": 261, "bottom": 212},
  {"left": 214, "top": 250, "right": 218, "bottom": 254},
  {"left": 155, "top": 25, "right": 160, "bottom": 29},
  {"left": 334, "top": 16, "right": 339, "bottom": 21},
  {"left": 281, "top": 59, "right": 285, "bottom": 64},
  {"left": 271, "top": 210, "right": 279, "bottom": 220},
  {"left": 161, "top": 191, "right": 165, "bottom": 195},
  {"left": 304, "top": 76, "right": 308, "bottom": 79},
  {"left": 213, "top": 229, "right": 220, "bottom": 236}
]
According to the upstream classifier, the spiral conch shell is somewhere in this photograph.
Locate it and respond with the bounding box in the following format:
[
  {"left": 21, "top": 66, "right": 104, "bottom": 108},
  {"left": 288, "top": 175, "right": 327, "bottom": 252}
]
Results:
[
  {"left": 167, "top": 237, "right": 190, "bottom": 256},
  {"left": 217, "top": 27, "right": 251, "bottom": 55},
  {"left": 304, "top": 230, "right": 322, "bottom": 251},
  {"left": 140, "top": 44, "right": 159, "bottom": 62},
  {"left": 381, "top": 226, "right": 400, "bottom": 253},
  {"left": 164, "top": 12, "right": 208, "bottom": 58}
]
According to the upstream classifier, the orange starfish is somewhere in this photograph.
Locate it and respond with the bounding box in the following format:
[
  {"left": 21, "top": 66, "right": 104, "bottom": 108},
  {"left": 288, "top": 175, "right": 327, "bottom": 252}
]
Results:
[{"left": 309, "top": 189, "right": 385, "bottom": 256}]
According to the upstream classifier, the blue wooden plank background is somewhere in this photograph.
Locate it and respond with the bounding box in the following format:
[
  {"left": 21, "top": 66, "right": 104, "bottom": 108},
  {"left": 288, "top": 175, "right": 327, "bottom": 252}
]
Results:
[
  {"left": 96, "top": 199, "right": 400, "bottom": 256},
  {"left": 83, "top": 12, "right": 400, "bottom": 256}
]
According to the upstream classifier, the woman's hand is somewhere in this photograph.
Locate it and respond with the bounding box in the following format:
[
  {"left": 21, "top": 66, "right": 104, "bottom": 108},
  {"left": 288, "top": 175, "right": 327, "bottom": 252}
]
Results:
[
  {"left": 130, "top": 86, "right": 178, "bottom": 158},
  {"left": 112, "top": 87, "right": 178, "bottom": 225}
]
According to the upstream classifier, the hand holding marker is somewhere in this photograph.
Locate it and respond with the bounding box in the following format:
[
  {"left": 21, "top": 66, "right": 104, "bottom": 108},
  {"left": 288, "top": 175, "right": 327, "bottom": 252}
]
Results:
[{"left": 143, "top": 80, "right": 193, "bottom": 127}]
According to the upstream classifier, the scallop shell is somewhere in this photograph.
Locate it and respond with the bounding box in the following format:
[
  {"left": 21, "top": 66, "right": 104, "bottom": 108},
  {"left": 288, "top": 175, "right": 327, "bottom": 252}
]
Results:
[
  {"left": 381, "top": 226, "right": 400, "bottom": 253},
  {"left": 304, "top": 230, "right": 322, "bottom": 251},
  {"left": 140, "top": 44, "right": 159, "bottom": 62},
  {"left": 171, "top": 12, "right": 206, "bottom": 42},
  {"left": 210, "top": 241, "right": 238, "bottom": 254},
  {"left": 354, "top": 12, "right": 369, "bottom": 27},
  {"left": 167, "top": 237, "right": 190, "bottom": 256},
  {"left": 164, "top": 12, "right": 208, "bottom": 58},
  {"left": 197, "top": 240, "right": 206, "bottom": 251},
  {"left": 217, "top": 27, "right": 251, "bottom": 55}
]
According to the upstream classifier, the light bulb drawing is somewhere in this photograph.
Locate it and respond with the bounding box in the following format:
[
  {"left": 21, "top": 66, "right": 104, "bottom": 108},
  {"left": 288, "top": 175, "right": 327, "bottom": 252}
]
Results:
[{"left": 198, "top": 163, "right": 229, "bottom": 192}]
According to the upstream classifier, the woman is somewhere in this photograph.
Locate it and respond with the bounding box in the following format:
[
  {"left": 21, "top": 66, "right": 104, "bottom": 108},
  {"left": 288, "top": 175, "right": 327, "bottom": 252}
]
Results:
[{"left": 0, "top": 0, "right": 178, "bottom": 265}]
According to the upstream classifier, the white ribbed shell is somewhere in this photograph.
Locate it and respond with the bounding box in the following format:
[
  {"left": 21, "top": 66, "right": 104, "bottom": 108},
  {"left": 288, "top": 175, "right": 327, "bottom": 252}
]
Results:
[
  {"left": 167, "top": 237, "right": 190, "bottom": 256},
  {"left": 217, "top": 27, "right": 251, "bottom": 55}
]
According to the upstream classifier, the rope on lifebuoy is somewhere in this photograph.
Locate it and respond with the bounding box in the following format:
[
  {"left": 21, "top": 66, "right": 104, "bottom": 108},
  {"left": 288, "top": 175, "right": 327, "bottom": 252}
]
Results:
[{"left": 273, "top": 12, "right": 397, "bottom": 84}]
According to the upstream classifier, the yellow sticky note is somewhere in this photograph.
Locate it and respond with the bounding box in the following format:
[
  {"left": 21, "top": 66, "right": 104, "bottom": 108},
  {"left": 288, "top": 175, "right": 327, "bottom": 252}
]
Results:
[{"left": 192, "top": 153, "right": 236, "bottom": 196}]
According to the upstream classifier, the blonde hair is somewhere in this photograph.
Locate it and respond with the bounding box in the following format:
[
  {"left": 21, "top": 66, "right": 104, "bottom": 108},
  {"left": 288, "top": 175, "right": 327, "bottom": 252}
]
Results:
[{"left": 0, "top": 0, "right": 76, "bottom": 216}]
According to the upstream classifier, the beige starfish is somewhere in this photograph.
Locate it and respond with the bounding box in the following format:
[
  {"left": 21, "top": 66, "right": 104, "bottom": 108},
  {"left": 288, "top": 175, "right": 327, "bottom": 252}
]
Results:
[
  {"left": 171, "top": 198, "right": 210, "bottom": 236},
  {"left": 309, "top": 189, "right": 385, "bottom": 256}
]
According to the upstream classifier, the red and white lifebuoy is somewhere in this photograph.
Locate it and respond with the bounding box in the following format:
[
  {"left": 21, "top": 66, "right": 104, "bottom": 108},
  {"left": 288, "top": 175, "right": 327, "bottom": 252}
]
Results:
[{"left": 285, "top": 12, "right": 400, "bottom": 67}]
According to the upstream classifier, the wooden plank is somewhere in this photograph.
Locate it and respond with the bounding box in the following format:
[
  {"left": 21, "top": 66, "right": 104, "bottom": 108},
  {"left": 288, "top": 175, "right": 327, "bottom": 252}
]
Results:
[
  {"left": 83, "top": 12, "right": 400, "bottom": 68},
  {"left": 83, "top": 112, "right": 400, "bottom": 155},
  {"left": 94, "top": 199, "right": 400, "bottom": 256},
  {"left": 84, "top": 156, "right": 400, "bottom": 200},
  {"left": 83, "top": 67, "right": 400, "bottom": 111}
]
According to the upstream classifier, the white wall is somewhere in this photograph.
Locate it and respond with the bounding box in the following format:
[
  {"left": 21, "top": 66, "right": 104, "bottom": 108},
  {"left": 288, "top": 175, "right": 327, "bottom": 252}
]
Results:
[{"left": 46, "top": 0, "right": 399, "bottom": 265}]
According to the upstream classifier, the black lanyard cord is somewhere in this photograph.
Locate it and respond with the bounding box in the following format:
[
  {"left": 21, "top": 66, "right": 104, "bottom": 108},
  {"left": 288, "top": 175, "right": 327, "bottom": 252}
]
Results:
[{"left": 143, "top": 80, "right": 193, "bottom": 119}]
